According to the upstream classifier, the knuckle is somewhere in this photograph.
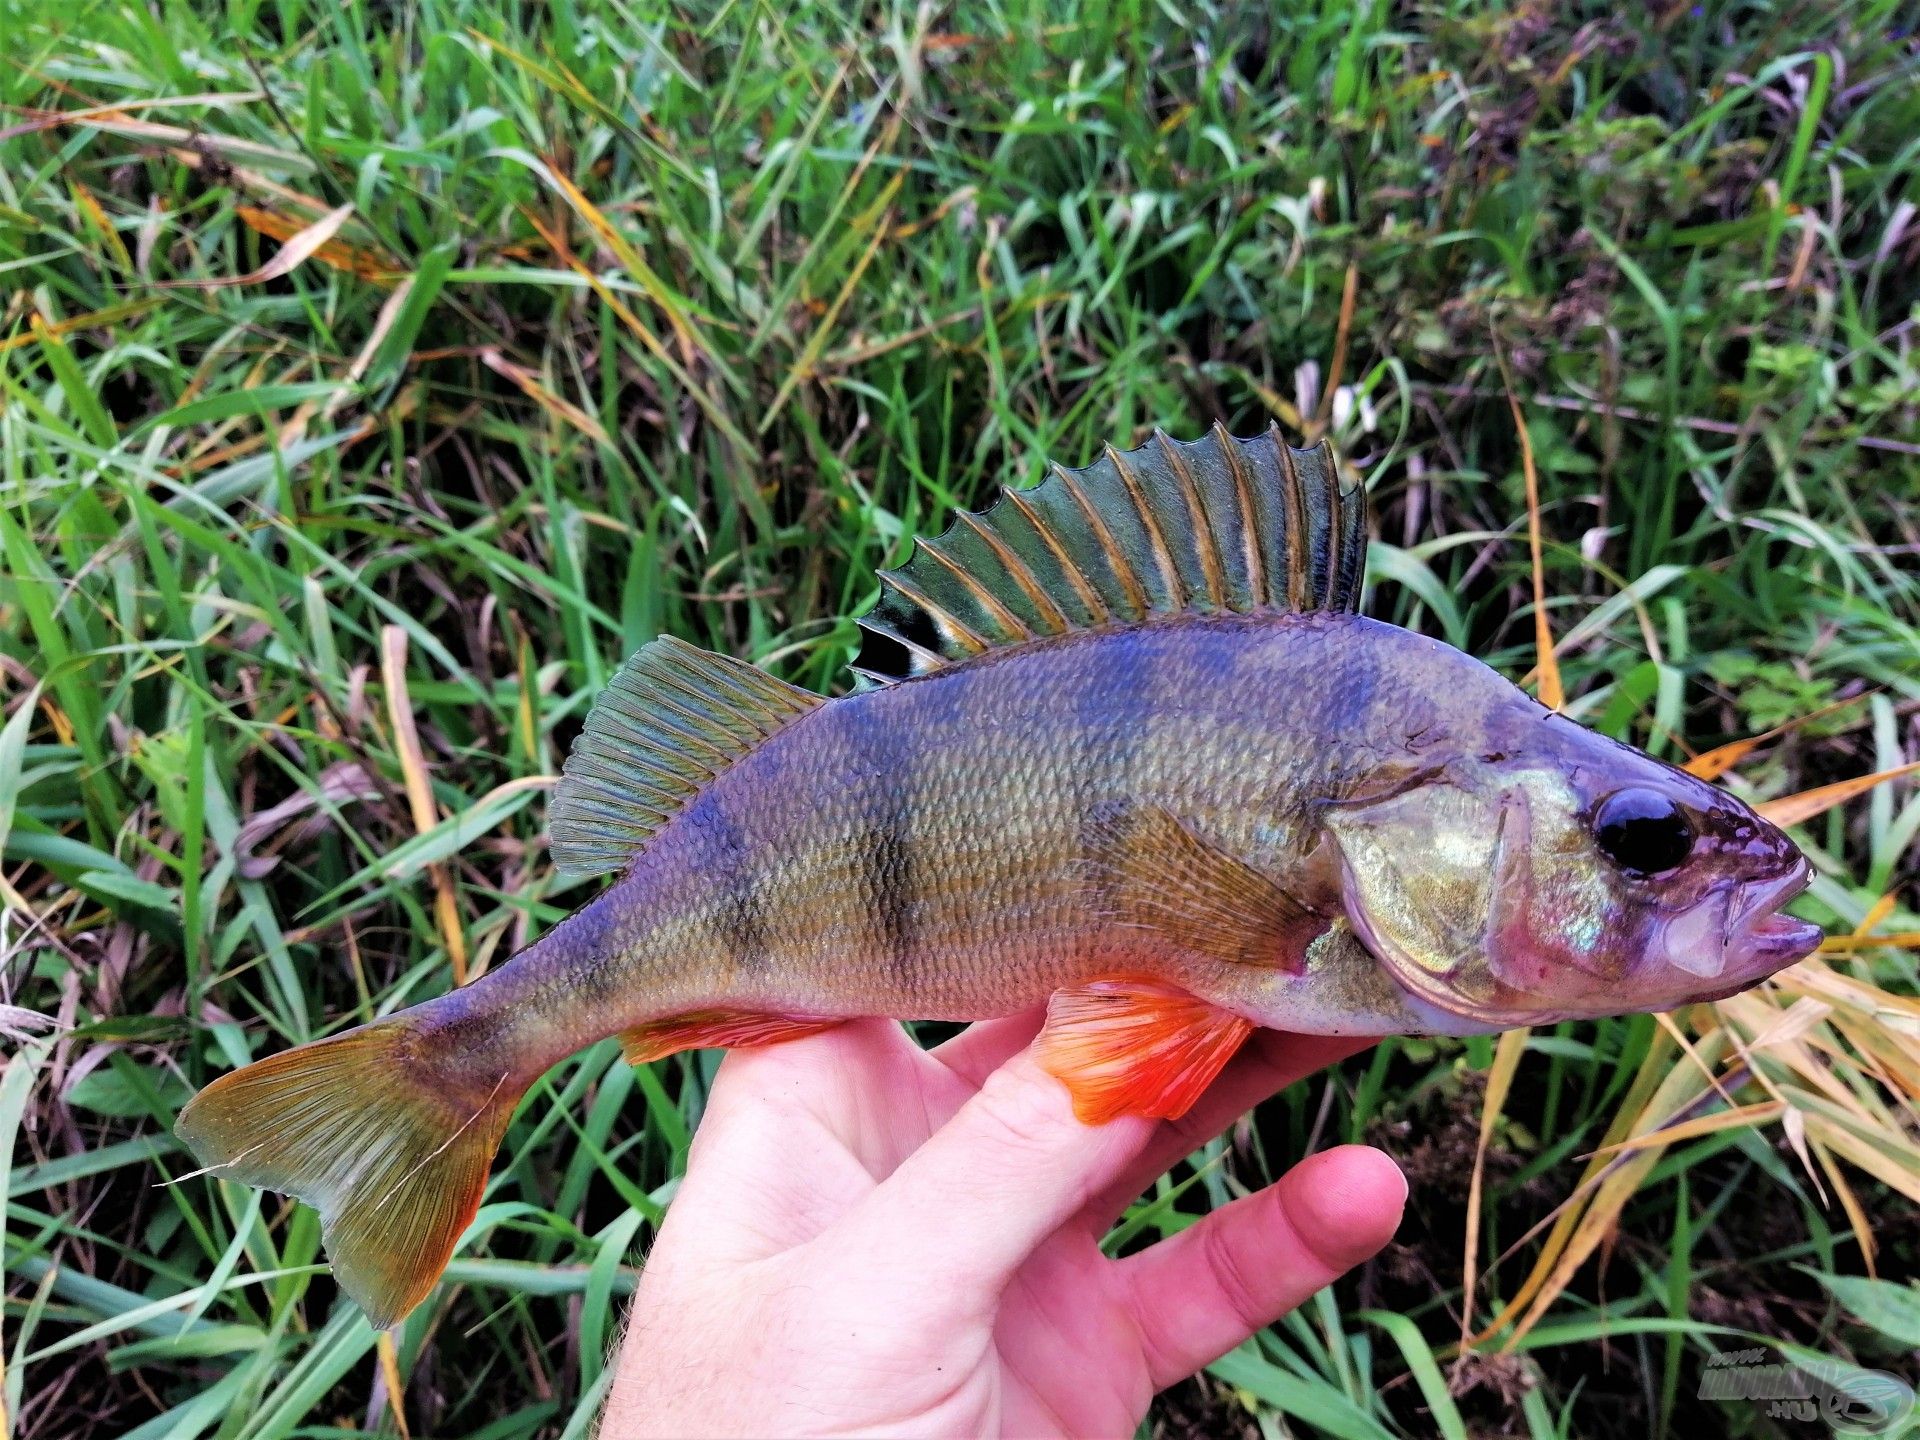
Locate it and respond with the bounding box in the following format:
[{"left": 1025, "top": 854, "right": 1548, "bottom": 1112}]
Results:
[
  {"left": 968, "top": 1059, "right": 1073, "bottom": 1153},
  {"left": 1199, "top": 1213, "right": 1272, "bottom": 1330}
]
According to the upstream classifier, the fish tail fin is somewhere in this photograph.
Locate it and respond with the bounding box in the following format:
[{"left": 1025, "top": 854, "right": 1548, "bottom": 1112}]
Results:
[{"left": 176, "top": 1014, "right": 521, "bottom": 1329}]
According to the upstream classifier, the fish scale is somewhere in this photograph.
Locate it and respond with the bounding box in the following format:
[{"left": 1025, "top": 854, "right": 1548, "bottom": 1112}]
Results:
[{"left": 175, "top": 426, "right": 1822, "bottom": 1330}]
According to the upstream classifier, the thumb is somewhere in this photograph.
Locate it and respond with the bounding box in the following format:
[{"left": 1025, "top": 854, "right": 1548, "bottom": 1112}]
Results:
[
  {"left": 1122, "top": 1144, "right": 1407, "bottom": 1388},
  {"left": 839, "top": 1045, "right": 1155, "bottom": 1293}
]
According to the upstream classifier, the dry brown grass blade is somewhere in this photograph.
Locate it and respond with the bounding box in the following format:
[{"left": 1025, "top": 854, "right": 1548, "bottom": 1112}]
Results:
[
  {"left": 759, "top": 165, "right": 907, "bottom": 434},
  {"left": 1491, "top": 336, "right": 1563, "bottom": 710},
  {"left": 1815, "top": 1013, "right": 1920, "bottom": 1107},
  {"left": 516, "top": 207, "right": 743, "bottom": 451},
  {"left": 1815, "top": 931, "right": 1920, "bottom": 952},
  {"left": 1739, "top": 993, "right": 1834, "bottom": 1053},
  {"left": 1746, "top": 987, "right": 1917, "bottom": 1124},
  {"left": 0, "top": 109, "right": 304, "bottom": 166},
  {"left": 375, "top": 1331, "right": 411, "bottom": 1439},
  {"left": 0, "top": 92, "right": 263, "bottom": 140},
  {"left": 1815, "top": 893, "right": 1910, "bottom": 954},
  {"left": 1586, "top": 1099, "right": 1785, "bottom": 1155},
  {"left": 1713, "top": 992, "right": 1875, "bottom": 1122},
  {"left": 429, "top": 874, "right": 469, "bottom": 990},
  {"left": 1857, "top": 892, "right": 1898, "bottom": 932},
  {"left": 1459, "top": 1026, "right": 1528, "bottom": 1351},
  {"left": 1494, "top": 1029, "right": 1733, "bottom": 1350},
  {"left": 382, "top": 623, "right": 438, "bottom": 833},
  {"left": 1655, "top": 1006, "right": 1742, "bottom": 1092},
  {"left": 478, "top": 348, "right": 611, "bottom": 448},
  {"left": 1311, "top": 262, "right": 1360, "bottom": 437},
  {"left": 380, "top": 626, "right": 469, "bottom": 985},
  {"left": 155, "top": 202, "right": 355, "bottom": 289},
  {"left": 1693, "top": 900, "right": 1920, "bottom": 1276},
  {"left": 69, "top": 181, "right": 132, "bottom": 274},
  {"left": 1681, "top": 695, "right": 1868, "bottom": 780},
  {"left": 0, "top": 299, "right": 157, "bottom": 355},
  {"left": 1757, "top": 761, "right": 1920, "bottom": 827},
  {"left": 1242, "top": 376, "right": 1311, "bottom": 434},
  {"left": 1813, "top": 1138, "right": 1878, "bottom": 1276},
  {"left": 1698, "top": 1001, "right": 1836, "bottom": 1208},
  {"left": 516, "top": 204, "right": 755, "bottom": 453},
  {"left": 540, "top": 166, "right": 700, "bottom": 355},
  {"left": 1826, "top": 1046, "right": 1920, "bottom": 1122},
  {"left": 1776, "top": 958, "right": 1920, "bottom": 1026},
  {"left": 1460, "top": 337, "right": 1565, "bottom": 1352},
  {"left": 235, "top": 204, "right": 402, "bottom": 283},
  {"left": 1795, "top": 1097, "right": 1920, "bottom": 1203},
  {"left": 1683, "top": 741, "right": 1754, "bottom": 783},
  {"left": 1465, "top": 1027, "right": 1678, "bottom": 1347},
  {"left": 1781, "top": 1102, "right": 1825, "bottom": 1204}
]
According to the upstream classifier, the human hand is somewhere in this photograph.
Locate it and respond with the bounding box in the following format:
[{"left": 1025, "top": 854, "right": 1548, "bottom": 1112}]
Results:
[{"left": 602, "top": 1013, "right": 1404, "bottom": 1439}]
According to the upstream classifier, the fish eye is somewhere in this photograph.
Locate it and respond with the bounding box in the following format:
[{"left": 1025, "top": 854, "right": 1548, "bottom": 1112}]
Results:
[{"left": 1593, "top": 788, "right": 1694, "bottom": 875}]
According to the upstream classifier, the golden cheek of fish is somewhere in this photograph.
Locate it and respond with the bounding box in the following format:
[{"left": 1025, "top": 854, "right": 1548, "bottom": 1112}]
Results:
[{"left": 176, "top": 426, "right": 1823, "bottom": 1328}]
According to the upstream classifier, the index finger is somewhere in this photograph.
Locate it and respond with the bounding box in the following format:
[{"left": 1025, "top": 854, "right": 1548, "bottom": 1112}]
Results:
[
  {"left": 928, "top": 1007, "right": 1046, "bottom": 1085},
  {"left": 1084, "top": 1031, "right": 1378, "bottom": 1227},
  {"left": 931, "top": 1022, "right": 1377, "bottom": 1232},
  {"left": 836, "top": 1044, "right": 1156, "bottom": 1298}
]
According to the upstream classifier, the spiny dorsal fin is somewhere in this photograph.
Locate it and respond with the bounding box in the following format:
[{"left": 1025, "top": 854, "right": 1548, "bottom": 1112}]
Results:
[
  {"left": 858, "top": 424, "right": 1365, "bottom": 680},
  {"left": 550, "top": 636, "right": 824, "bottom": 879}
]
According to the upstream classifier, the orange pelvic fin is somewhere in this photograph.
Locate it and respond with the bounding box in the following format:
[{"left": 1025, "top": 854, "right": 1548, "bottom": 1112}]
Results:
[
  {"left": 1033, "top": 977, "right": 1254, "bottom": 1124},
  {"left": 620, "top": 1009, "right": 842, "bottom": 1065}
]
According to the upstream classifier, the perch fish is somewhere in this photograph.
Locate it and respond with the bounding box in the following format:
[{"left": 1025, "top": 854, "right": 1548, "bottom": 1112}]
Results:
[{"left": 178, "top": 426, "right": 1823, "bottom": 1327}]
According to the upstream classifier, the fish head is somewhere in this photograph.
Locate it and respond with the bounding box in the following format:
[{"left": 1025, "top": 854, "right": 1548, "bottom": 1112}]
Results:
[{"left": 1322, "top": 708, "right": 1822, "bottom": 1032}]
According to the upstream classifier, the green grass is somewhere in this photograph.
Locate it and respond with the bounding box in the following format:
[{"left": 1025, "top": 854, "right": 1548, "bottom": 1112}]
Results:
[{"left": 4, "top": 1, "right": 1919, "bottom": 1436}]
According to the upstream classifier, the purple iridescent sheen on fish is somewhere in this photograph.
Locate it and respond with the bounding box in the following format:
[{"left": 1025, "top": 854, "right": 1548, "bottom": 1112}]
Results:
[{"left": 176, "top": 426, "right": 1821, "bottom": 1328}]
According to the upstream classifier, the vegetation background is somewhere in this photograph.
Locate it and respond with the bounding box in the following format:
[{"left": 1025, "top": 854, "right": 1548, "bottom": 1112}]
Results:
[{"left": 3, "top": 1, "right": 1918, "bottom": 1436}]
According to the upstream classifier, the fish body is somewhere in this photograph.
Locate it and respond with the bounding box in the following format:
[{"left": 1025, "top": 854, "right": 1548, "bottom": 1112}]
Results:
[
  {"left": 423, "top": 613, "right": 1451, "bottom": 1087},
  {"left": 178, "top": 427, "right": 1822, "bottom": 1328}
]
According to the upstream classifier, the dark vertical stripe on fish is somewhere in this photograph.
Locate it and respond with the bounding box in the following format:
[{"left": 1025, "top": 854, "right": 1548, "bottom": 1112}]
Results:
[
  {"left": 680, "top": 788, "right": 769, "bottom": 972},
  {"left": 843, "top": 695, "right": 922, "bottom": 987},
  {"left": 863, "top": 807, "right": 916, "bottom": 981},
  {"left": 1066, "top": 630, "right": 1155, "bottom": 969},
  {"left": 1321, "top": 628, "right": 1379, "bottom": 755},
  {"left": 1076, "top": 626, "right": 1155, "bottom": 784}
]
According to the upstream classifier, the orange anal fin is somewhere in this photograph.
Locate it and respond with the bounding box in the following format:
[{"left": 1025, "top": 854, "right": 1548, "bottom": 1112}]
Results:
[
  {"left": 1033, "top": 977, "right": 1254, "bottom": 1125},
  {"left": 620, "top": 1010, "right": 842, "bottom": 1065}
]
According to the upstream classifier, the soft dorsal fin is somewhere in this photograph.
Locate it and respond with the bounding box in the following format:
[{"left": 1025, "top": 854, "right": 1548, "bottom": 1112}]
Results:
[
  {"left": 858, "top": 424, "right": 1365, "bottom": 680},
  {"left": 549, "top": 636, "right": 824, "bottom": 879}
]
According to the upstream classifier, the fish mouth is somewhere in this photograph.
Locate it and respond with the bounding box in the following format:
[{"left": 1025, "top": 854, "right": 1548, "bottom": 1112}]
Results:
[{"left": 1661, "top": 859, "right": 1822, "bottom": 983}]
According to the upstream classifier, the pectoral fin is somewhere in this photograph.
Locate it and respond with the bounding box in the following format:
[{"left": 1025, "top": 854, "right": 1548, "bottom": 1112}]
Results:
[
  {"left": 1085, "top": 803, "right": 1326, "bottom": 971},
  {"left": 1033, "top": 977, "right": 1254, "bottom": 1124}
]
